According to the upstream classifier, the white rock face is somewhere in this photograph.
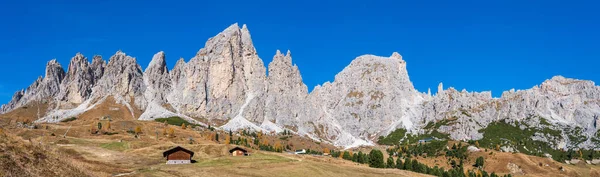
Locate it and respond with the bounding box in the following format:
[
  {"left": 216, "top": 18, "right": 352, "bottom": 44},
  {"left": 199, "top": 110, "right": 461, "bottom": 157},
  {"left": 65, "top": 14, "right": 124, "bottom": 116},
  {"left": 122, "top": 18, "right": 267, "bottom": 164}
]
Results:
[
  {"left": 143, "top": 51, "right": 171, "bottom": 104},
  {"left": 58, "top": 53, "right": 95, "bottom": 104},
  {"left": 2, "top": 23, "right": 599, "bottom": 149},
  {"left": 91, "top": 51, "right": 146, "bottom": 115},
  {"left": 1, "top": 60, "right": 65, "bottom": 112},
  {"left": 265, "top": 50, "right": 308, "bottom": 128}
]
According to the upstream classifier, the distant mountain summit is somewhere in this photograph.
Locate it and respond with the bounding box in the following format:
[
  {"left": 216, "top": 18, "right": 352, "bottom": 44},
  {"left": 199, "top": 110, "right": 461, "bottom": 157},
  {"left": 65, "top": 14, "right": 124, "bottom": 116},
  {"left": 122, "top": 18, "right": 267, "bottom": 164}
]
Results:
[{"left": 2, "top": 23, "right": 599, "bottom": 149}]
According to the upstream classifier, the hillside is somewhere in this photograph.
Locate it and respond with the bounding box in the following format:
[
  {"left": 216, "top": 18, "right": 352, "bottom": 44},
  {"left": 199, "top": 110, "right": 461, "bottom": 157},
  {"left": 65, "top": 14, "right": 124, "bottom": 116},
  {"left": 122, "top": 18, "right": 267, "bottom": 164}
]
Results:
[
  {"left": 0, "top": 127, "right": 89, "bottom": 177},
  {"left": 0, "top": 115, "right": 431, "bottom": 177}
]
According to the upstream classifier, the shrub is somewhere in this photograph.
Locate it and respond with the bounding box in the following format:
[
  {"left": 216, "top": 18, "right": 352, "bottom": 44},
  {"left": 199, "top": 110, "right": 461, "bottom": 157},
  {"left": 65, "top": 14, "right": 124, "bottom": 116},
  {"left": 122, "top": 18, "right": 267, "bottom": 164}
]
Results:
[{"left": 60, "top": 117, "right": 77, "bottom": 122}]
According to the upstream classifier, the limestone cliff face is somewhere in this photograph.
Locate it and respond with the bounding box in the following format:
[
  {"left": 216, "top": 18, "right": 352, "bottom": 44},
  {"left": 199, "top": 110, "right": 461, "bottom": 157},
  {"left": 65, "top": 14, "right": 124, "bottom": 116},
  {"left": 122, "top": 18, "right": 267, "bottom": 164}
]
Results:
[
  {"left": 91, "top": 51, "right": 146, "bottom": 111},
  {"left": 2, "top": 23, "right": 599, "bottom": 149},
  {"left": 1, "top": 60, "right": 65, "bottom": 112},
  {"left": 168, "top": 23, "right": 266, "bottom": 121},
  {"left": 265, "top": 50, "right": 308, "bottom": 127},
  {"left": 58, "top": 53, "right": 95, "bottom": 105},
  {"left": 300, "top": 53, "right": 426, "bottom": 147}
]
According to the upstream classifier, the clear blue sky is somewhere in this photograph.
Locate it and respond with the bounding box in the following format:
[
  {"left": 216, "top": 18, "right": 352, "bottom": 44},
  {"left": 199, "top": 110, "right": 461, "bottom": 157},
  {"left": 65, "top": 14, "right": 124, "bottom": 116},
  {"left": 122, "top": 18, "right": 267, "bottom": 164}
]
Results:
[{"left": 0, "top": 0, "right": 598, "bottom": 104}]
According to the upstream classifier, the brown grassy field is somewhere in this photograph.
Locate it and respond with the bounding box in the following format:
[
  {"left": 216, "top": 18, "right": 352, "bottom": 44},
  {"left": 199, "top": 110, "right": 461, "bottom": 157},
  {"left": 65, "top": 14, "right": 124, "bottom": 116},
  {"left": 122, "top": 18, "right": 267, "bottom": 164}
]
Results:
[
  {"left": 0, "top": 107, "right": 429, "bottom": 177},
  {"left": 1, "top": 100, "right": 599, "bottom": 177}
]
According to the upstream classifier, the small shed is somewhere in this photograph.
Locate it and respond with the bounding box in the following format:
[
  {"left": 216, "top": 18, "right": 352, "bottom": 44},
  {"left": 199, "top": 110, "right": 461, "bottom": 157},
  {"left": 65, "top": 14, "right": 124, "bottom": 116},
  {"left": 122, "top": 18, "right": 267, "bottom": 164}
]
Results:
[
  {"left": 229, "top": 147, "right": 248, "bottom": 156},
  {"left": 163, "top": 146, "right": 194, "bottom": 164}
]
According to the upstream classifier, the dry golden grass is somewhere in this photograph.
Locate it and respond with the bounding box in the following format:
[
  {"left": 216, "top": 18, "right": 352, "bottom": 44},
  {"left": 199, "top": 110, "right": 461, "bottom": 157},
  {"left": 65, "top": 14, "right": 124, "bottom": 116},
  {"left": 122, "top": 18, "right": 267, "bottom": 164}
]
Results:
[
  {"left": 0, "top": 115, "right": 432, "bottom": 177},
  {"left": 4, "top": 101, "right": 600, "bottom": 177},
  {"left": 0, "top": 129, "right": 90, "bottom": 177}
]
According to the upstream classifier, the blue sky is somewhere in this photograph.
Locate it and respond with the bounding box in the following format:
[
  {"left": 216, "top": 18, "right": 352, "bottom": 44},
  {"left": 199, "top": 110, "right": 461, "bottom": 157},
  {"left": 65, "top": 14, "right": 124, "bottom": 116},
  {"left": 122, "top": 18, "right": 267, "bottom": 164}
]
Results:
[{"left": 0, "top": 0, "right": 598, "bottom": 104}]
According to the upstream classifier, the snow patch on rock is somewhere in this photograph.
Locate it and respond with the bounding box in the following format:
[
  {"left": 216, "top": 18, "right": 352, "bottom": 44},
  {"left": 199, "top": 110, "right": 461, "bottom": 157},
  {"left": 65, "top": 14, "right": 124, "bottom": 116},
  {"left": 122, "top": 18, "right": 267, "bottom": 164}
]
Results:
[{"left": 221, "top": 93, "right": 265, "bottom": 132}]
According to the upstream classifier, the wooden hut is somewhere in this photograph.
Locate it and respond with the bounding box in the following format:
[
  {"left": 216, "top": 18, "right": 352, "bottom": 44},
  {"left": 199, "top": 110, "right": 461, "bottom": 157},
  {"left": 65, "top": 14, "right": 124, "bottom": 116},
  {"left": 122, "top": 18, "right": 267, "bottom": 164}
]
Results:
[
  {"left": 229, "top": 147, "right": 248, "bottom": 156},
  {"left": 163, "top": 146, "right": 194, "bottom": 164}
]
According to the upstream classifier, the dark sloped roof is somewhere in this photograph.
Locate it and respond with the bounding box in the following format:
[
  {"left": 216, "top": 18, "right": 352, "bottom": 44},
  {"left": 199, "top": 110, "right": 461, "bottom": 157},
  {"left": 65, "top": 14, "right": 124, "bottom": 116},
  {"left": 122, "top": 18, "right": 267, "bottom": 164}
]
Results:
[
  {"left": 163, "top": 146, "right": 194, "bottom": 157},
  {"left": 229, "top": 147, "right": 248, "bottom": 153}
]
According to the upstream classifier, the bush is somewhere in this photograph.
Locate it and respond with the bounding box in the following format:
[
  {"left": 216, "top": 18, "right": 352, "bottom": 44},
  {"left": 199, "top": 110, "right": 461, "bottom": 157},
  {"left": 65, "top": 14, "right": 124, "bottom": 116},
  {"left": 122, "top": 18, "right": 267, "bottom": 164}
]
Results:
[{"left": 60, "top": 117, "right": 77, "bottom": 122}]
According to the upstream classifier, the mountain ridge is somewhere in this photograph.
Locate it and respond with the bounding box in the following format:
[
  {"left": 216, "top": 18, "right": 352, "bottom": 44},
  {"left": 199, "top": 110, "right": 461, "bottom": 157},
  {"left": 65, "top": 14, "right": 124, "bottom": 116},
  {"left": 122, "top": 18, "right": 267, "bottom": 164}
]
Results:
[{"left": 1, "top": 23, "right": 599, "bottom": 150}]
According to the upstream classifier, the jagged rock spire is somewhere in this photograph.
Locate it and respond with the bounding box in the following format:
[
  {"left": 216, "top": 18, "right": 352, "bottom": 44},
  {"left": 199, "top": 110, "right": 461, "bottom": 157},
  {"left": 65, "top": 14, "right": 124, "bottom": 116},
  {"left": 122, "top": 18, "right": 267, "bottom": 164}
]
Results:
[{"left": 58, "top": 53, "right": 95, "bottom": 103}]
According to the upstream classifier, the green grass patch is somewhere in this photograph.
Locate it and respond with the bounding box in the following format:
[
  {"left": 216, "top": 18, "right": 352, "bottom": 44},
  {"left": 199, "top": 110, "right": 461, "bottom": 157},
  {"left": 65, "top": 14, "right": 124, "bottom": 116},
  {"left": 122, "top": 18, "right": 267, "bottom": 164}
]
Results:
[
  {"left": 100, "top": 142, "right": 129, "bottom": 152},
  {"left": 155, "top": 117, "right": 197, "bottom": 127},
  {"left": 195, "top": 153, "right": 293, "bottom": 167},
  {"left": 378, "top": 127, "right": 449, "bottom": 146},
  {"left": 378, "top": 129, "right": 407, "bottom": 145},
  {"left": 424, "top": 119, "right": 454, "bottom": 130}
]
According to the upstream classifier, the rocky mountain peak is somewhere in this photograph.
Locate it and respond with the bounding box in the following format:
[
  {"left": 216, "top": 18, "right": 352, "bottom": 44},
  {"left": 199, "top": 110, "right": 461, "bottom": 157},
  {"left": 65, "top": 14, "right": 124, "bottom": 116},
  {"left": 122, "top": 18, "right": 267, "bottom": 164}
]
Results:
[
  {"left": 44, "top": 59, "right": 66, "bottom": 83},
  {"left": 90, "top": 55, "right": 106, "bottom": 83},
  {"left": 143, "top": 51, "right": 171, "bottom": 103},
  {"left": 145, "top": 51, "right": 167, "bottom": 73},
  {"left": 58, "top": 53, "right": 95, "bottom": 104},
  {"left": 91, "top": 51, "right": 146, "bottom": 109},
  {"left": 265, "top": 50, "right": 308, "bottom": 125},
  {"left": 390, "top": 52, "right": 403, "bottom": 61}
]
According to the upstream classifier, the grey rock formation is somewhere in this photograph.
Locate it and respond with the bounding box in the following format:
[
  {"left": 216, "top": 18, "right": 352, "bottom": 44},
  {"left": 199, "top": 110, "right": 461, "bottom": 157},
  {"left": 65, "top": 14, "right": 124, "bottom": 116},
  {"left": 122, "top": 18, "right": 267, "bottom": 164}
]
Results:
[
  {"left": 264, "top": 50, "right": 308, "bottom": 128},
  {"left": 170, "top": 23, "right": 266, "bottom": 122},
  {"left": 90, "top": 55, "right": 106, "bottom": 82},
  {"left": 1, "top": 60, "right": 65, "bottom": 113},
  {"left": 300, "top": 53, "right": 425, "bottom": 147},
  {"left": 143, "top": 51, "right": 171, "bottom": 104},
  {"left": 58, "top": 53, "right": 95, "bottom": 104},
  {"left": 91, "top": 51, "right": 146, "bottom": 111}
]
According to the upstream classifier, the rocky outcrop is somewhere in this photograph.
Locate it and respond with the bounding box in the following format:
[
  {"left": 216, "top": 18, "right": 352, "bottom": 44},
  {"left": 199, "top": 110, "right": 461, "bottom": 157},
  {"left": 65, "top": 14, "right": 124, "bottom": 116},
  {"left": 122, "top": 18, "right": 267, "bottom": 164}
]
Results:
[
  {"left": 171, "top": 23, "right": 267, "bottom": 122},
  {"left": 58, "top": 53, "right": 95, "bottom": 104},
  {"left": 143, "top": 51, "right": 171, "bottom": 104},
  {"left": 1, "top": 60, "right": 65, "bottom": 113},
  {"left": 91, "top": 51, "right": 146, "bottom": 110},
  {"left": 264, "top": 50, "right": 308, "bottom": 127},
  {"left": 301, "top": 53, "right": 425, "bottom": 147},
  {"left": 90, "top": 55, "right": 106, "bottom": 83}
]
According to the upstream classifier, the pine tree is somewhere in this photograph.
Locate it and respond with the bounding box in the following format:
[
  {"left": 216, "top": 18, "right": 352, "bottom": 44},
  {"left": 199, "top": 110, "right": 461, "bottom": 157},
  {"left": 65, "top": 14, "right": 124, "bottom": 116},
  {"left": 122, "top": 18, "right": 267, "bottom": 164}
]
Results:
[
  {"left": 343, "top": 151, "right": 351, "bottom": 160},
  {"left": 396, "top": 157, "right": 403, "bottom": 169},
  {"left": 386, "top": 156, "right": 395, "bottom": 168},
  {"left": 412, "top": 159, "right": 420, "bottom": 173},
  {"left": 404, "top": 158, "right": 412, "bottom": 170},
  {"left": 356, "top": 151, "right": 363, "bottom": 163},
  {"left": 475, "top": 156, "right": 485, "bottom": 169},
  {"left": 368, "top": 149, "right": 385, "bottom": 168}
]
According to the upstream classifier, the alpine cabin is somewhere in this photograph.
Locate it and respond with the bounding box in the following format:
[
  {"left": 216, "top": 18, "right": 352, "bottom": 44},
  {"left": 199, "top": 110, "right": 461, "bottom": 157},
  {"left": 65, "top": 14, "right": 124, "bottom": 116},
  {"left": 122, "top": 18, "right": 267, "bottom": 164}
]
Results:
[
  {"left": 163, "top": 146, "right": 194, "bottom": 164},
  {"left": 229, "top": 147, "right": 249, "bottom": 156}
]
